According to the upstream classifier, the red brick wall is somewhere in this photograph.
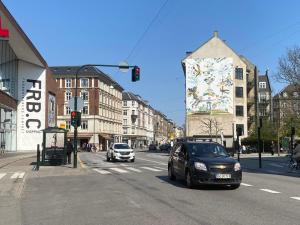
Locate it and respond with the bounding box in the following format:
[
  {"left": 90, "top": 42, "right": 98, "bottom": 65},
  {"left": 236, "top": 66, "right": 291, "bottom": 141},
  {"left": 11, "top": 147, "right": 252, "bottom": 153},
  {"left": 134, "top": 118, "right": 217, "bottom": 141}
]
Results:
[{"left": 0, "top": 90, "right": 17, "bottom": 110}]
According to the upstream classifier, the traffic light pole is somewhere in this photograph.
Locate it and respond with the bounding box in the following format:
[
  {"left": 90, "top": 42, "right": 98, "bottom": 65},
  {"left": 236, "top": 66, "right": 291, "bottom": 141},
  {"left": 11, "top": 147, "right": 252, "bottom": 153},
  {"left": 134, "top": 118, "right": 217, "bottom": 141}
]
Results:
[{"left": 73, "top": 64, "right": 137, "bottom": 168}]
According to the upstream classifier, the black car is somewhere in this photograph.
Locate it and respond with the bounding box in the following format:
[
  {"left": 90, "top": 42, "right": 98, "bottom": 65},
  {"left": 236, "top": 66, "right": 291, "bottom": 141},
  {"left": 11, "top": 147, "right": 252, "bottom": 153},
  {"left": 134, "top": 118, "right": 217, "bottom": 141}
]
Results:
[
  {"left": 149, "top": 144, "right": 157, "bottom": 151},
  {"left": 159, "top": 143, "right": 171, "bottom": 151},
  {"left": 168, "top": 140, "right": 242, "bottom": 189}
]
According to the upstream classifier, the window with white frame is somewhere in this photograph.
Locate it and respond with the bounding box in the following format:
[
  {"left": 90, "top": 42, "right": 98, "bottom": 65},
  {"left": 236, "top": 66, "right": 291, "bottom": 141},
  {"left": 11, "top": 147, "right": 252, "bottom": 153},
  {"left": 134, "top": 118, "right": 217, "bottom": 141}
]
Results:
[
  {"left": 80, "top": 78, "right": 89, "bottom": 88},
  {"left": 82, "top": 106, "right": 88, "bottom": 115},
  {"left": 81, "top": 90, "right": 88, "bottom": 101},
  {"left": 123, "top": 101, "right": 127, "bottom": 106},
  {"left": 65, "top": 79, "right": 72, "bottom": 88},
  {"left": 123, "top": 128, "right": 128, "bottom": 134},
  {"left": 123, "top": 110, "right": 127, "bottom": 115},
  {"left": 66, "top": 106, "right": 71, "bottom": 115},
  {"left": 65, "top": 91, "right": 71, "bottom": 101},
  {"left": 259, "top": 82, "right": 266, "bottom": 89},
  {"left": 81, "top": 121, "right": 88, "bottom": 130},
  {"left": 132, "top": 101, "right": 135, "bottom": 106},
  {"left": 123, "top": 119, "right": 127, "bottom": 125},
  {"left": 66, "top": 120, "right": 71, "bottom": 130}
]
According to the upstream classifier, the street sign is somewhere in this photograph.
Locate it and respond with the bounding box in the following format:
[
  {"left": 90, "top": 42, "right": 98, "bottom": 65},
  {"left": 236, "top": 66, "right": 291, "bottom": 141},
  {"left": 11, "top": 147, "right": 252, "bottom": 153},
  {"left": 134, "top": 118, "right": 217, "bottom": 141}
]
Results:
[
  {"left": 68, "top": 97, "right": 84, "bottom": 111},
  {"left": 118, "top": 61, "right": 129, "bottom": 73},
  {"left": 282, "top": 137, "right": 289, "bottom": 149}
]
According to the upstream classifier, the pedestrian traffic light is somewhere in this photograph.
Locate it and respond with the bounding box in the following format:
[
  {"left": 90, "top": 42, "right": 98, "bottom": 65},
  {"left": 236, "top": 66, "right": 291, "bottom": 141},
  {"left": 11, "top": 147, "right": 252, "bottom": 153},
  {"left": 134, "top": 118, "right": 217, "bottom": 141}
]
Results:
[
  {"left": 71, "top": 111, "right": 81, "bottom": 127},
  {"left": 131, "top": 66, "right": 140, "bottom": 82}
]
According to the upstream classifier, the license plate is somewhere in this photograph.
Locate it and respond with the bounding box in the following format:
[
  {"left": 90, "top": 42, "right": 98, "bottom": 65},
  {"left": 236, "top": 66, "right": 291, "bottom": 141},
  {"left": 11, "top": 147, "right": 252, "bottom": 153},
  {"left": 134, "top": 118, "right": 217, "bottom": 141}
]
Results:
[{"left": 216, "top": 174, "right": 231, "bottom": 179}]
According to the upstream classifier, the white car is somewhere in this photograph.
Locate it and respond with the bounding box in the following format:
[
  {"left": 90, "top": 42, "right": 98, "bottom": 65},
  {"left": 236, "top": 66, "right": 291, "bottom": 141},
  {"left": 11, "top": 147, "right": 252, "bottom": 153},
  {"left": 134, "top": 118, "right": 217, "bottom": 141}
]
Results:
[{"left": 106, "top": 143, "right": 135, "bottom": 162}]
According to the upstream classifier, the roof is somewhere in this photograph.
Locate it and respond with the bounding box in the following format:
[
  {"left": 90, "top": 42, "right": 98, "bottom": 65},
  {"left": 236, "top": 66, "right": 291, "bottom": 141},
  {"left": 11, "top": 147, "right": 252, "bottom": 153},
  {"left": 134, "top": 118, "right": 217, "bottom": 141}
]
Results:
[
  {"left": 50, "top": 66, "right": 124, "bottom": 91},
  {"left": 122, "top": 92, "right": 151, "bottom": 107},
  {"left": 274, "top": 84, "right": 300, "bottom": 98}
]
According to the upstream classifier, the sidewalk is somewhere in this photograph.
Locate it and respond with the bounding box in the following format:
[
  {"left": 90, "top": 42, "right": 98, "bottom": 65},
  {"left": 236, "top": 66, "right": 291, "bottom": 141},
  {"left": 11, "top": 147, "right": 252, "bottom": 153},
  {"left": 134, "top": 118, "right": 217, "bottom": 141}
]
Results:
[{"left": 0, "top": 152, "right": 36, "bottom": 168}]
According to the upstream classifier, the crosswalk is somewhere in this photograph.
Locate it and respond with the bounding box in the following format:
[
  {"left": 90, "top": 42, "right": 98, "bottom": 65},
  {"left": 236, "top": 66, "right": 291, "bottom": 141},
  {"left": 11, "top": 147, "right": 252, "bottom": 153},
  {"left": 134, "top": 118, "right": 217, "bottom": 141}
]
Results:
[
  {"left": 93, "top": 166, "right": 164, "bottom": 175},
  {"left": 0, "top": 172, "right": 26, "bottom": 181}
]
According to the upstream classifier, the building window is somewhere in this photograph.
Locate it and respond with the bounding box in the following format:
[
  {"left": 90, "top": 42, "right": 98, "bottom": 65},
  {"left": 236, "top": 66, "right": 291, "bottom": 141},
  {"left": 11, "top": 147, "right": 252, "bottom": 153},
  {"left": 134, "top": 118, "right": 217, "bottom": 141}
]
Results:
[
  {"left": 235, "top": 87, "right": 243, "bottom": 98},
  {"left": 65, "top": 79, "right": 72, "bottom": 88},
  {"left": 259, "top": 93, "right": 266, "bottom": 102},
  {"left": 82, "top": 106, "right": 88, "bottom": 115},
  {"left": 81, "top": 91, "right": 88, "bottom": 101},
  {"left": 123, "top": 119, "right": 127, "bottom": 125},
  {"left": 65, "top": 91, "right": 71, "bottom": 101},
  {"left": 66, "top": 120, "right": 71, "bottom": 130},
  {"left": 235, "top": 68, "right": 243, "bottom": 80},
  {"left": 132, "top": 101, "right": 135, "bottom": 106},
  {"left": 259, "top": 82, "right": 266, "bottom": 89},
  {"left": 80, "top": 78, "right": 89, "bottom": 88},
  {"left": 123, "top": 101, "right": 127, "bottom": 106},
  {"left": 236, "top": 124, "right": 244, "bottom": 136},
  {"left": 132, "top": 127, "right": 135, "bottom": 134},
  {"left": 81, "top": 121, "right": 88, "bottom": 130},
  {"left": 236, "top": 106, "right": 244, "bottom": 116},
  {"left": 123, "top": 110, "right": 127, "bottom": 116},
  {"left": 123, "top": 128, "right": 128, "bottom": 134},
  {"left": 66, "top": 106, "right": 71, "bottom": 115},
  {"left": 293, "top": 92, "right": 299, "bottom": 98}
]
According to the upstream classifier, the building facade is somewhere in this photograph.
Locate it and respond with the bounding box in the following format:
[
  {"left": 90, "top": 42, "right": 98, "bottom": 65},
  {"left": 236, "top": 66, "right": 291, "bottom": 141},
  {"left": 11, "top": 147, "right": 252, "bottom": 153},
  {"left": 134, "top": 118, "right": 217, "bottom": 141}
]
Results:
[
  {"left": 258, "top": 71, "right": 272, "bottom": 120},
  {"left": 153, "top": 110, "right": 170, "bottom": 145},
  {"left": 0, "top": 2, "right": 57, "bottom": 152},
  {"left": 51, "top": 66, "right": 123, "bottom": 151},
  {"left": 122, "top": 92, "right": 154, "bottom": 148},
  {"left": 182, "top": 31, "right": 254, "bottom": 147}
]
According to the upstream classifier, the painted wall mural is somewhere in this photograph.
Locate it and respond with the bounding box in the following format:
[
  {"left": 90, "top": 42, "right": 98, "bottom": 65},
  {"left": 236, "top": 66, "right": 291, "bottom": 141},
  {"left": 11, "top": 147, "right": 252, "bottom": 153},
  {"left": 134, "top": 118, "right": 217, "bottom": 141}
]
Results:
[{"left": 185, "top": 57, "right": 233, "bottom": 114}]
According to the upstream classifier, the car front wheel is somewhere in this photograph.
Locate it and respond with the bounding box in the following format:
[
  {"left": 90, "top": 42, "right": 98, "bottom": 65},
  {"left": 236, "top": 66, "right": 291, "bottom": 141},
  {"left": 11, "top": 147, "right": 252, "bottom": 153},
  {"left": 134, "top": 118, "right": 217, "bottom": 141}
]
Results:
[
  {"left": 131, "top": 158, "right": 135, "bottom": 162},
  {"left": 106, "top": 153, "right": 110, "bottom": 162},
  {"left": 168, "top": 164, "right": 176, "bottom": 180},
  {"left": 230, "top": 184, "right": 240, "bottom": 189},
  {"left": 185, "top": 170, "right": 194, "bottom": 189}
]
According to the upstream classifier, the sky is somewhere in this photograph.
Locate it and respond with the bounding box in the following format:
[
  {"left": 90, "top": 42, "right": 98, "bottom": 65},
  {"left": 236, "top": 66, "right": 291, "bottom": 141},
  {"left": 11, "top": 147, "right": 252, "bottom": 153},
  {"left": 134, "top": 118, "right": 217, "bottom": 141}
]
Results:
[{"left": 3, "top": 0, "right": 300, "bottom": 126}]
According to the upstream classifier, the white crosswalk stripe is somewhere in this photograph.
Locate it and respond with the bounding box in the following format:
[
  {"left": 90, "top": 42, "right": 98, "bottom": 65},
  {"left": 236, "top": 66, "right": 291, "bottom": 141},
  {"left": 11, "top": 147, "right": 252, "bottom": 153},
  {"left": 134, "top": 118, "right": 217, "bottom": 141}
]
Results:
[
  {"left": 154, "top": 166, "right": 167, "bottom": 171},
  {"left": 241, "top": 183, "right": 253, "bottom": 187},
  {"left": 290, "top": 197, "right": 300, "bottom": 201},
  {"left": 126, "top": 167, "right": 142, "bottom": 173},
  {"left": 93, "top": 169, "right": 111, "bottom": 175},
  {"left": 110, "top": 168, "right": 129, "bottom": 173},
  {"left": 260, "top": 189, "right": 281, "bottom": 194},
  {"left": 10, "top": 172, "right": 25, "bottom": 179},
  {"left": 0, "top": 173, "right": 7, "bottom": 180},
  {"left": 141, "top": 167, "right": 162, "bottom": 172}
]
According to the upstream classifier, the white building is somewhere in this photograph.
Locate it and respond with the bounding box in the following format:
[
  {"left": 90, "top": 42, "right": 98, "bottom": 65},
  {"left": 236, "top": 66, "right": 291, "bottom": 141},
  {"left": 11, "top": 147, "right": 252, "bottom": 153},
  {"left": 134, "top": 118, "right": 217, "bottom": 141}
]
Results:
[{"left": 122, "top": 92, "right": 154, "bottom": 148}]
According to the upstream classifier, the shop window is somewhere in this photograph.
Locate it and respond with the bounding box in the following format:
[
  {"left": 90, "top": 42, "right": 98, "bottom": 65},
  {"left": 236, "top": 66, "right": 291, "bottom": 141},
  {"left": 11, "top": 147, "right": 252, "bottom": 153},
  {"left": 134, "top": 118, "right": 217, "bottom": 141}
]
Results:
[
  {"left": 80, "top": 78, "right": 89, "bottom": 88},
  {"left": 65, "top": 79, "right": 72, "bottom": 88},
  {"left": 81, "top": 121, "right": 88, "bottom": 130},
  {"left": 235, "top": 87, "right": 243, "bottom": 98},
  {"left": 235, "top": 68, "right": 243, "bottom": 80}
]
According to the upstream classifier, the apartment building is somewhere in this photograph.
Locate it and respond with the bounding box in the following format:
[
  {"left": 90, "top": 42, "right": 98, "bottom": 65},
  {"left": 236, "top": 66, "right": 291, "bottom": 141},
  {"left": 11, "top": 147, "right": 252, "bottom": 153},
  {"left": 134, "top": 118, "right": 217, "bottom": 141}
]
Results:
[
  {"left": 122, "top": 92, "right": 154, "bottom": 148},
  {"left": 182, "top": 31, "right": 255, "bottom": 147},
  {"left": 258, "top": 71, "right": 272, "bottom": 120},
  {"left": 51, "top": 66, "right": 123, "bottom": 151}
]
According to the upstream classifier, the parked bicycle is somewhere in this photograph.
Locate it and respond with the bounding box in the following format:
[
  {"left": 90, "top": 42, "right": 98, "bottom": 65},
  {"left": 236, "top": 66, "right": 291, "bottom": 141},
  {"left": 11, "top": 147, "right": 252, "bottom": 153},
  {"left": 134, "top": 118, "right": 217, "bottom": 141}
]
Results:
[{"left": 287, "top": 154, "right": 300, "bottom": 172}]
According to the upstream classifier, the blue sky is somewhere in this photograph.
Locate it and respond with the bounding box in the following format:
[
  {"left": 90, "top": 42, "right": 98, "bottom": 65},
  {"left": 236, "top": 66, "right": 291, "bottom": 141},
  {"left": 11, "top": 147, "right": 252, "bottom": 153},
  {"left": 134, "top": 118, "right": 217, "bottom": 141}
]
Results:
[{"left": 3, "top": 0, "right": 300, "bottom": 126}]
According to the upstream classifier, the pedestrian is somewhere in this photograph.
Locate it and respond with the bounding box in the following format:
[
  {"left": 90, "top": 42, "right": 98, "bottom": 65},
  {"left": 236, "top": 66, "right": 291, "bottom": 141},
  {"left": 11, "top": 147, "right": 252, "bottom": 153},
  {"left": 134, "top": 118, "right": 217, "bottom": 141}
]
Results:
[
  {"left": 242, "top": 145, "right": 246, "bottom": 154},
  {"left": 270, "top": 141, "right": 275, "bottom": 155},
  {"left": 293, "top": 141, "right": 300, "bottom": 168},
  {"left": 66, "top": 139, "right": 73, "bottom": 164}
]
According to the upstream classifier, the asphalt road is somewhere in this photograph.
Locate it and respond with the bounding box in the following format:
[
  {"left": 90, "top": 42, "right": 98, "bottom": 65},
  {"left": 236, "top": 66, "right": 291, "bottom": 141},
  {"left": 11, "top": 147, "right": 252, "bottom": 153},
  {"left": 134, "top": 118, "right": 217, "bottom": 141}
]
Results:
[{"left": 0, "top": 150, "right": 299, "bottom": 225}]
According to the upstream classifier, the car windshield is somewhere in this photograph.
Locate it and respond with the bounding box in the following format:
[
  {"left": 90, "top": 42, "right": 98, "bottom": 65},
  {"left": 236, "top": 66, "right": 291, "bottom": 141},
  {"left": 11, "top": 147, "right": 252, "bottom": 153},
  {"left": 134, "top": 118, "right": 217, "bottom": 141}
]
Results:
[
  {"left": 187, "top": 143, "right": 228, "bottom": 157},
  {"left": 114, "top": 144, "right": 130, "bottom": 149}
]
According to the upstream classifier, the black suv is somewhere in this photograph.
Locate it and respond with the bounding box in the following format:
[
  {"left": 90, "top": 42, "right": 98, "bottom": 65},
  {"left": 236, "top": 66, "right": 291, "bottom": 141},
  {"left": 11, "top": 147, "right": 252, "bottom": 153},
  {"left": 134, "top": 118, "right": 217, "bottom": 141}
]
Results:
[{"left": 168, "top": 140, "right": 242, "bottom": 189}]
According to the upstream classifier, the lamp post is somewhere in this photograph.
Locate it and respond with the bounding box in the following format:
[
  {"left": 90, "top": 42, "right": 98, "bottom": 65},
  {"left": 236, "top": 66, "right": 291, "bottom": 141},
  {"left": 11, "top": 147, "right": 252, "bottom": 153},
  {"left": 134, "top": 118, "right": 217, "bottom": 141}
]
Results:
[{"left": 73, "top": 63, "right": 136, "bottom": 168}]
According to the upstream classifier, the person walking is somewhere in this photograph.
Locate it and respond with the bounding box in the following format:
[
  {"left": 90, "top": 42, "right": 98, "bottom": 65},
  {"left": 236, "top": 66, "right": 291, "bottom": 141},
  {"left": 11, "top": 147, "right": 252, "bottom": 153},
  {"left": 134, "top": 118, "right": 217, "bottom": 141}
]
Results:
[{"left": 66, "top": 139, "right": 73, "bottom": 164}]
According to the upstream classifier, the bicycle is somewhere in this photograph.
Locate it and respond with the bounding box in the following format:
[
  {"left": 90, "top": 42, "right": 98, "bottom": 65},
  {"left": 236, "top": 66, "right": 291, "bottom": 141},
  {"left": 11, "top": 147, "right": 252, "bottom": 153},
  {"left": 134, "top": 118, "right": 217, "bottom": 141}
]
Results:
[{"left": 287, "top": 155, "right": 299, "bottom": 172}]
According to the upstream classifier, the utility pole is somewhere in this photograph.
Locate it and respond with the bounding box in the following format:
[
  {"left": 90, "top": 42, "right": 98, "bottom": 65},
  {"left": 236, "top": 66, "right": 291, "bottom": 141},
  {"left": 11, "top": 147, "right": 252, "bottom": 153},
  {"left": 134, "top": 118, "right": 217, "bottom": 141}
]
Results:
[{"left": 258, "top": 117, "right": 262, "bottom": 168}]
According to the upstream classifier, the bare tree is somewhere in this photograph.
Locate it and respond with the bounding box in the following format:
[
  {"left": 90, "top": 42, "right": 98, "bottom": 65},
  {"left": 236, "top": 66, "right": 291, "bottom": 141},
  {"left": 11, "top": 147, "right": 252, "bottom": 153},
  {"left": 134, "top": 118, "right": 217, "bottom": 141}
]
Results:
[
  {"left": 276, "top": 46, "right": 300, "bottom": 85},
  {"left": 200, "top": 118, "right": 223, "bottom": 141}
]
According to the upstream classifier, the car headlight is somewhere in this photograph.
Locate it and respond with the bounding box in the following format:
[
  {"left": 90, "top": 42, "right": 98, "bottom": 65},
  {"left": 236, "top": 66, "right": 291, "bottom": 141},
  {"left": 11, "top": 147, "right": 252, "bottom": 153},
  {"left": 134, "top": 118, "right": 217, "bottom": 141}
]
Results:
[
  {"left": 234, "top": 162, "right": 241, "bottom": 171},
  {"left": 194, "top": 162, "right": 207, "bottom": 171},
  {"left": 114, "top": 150, "right": 119, "bottom": 153}
]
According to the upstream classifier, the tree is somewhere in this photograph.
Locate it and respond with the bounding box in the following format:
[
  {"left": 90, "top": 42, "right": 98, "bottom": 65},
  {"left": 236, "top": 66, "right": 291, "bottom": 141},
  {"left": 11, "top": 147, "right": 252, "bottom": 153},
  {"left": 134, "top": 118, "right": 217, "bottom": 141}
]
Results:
[
  {"left": 276, "top": 46, "right": 300, "bottom": 85},
  {"left": 200, "top": 117, "right": 223, "bottom": 142}
]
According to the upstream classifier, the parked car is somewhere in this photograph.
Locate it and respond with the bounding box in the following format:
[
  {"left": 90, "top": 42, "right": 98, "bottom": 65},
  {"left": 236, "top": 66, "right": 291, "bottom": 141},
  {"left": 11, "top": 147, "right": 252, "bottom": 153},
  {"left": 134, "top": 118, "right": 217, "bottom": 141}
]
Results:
[
  {"left": 107, "top": 143, "right": 135, "bottom": 162},
  {"left": 149, "top": 144, "right": 157, "bottom": 151},
  {"left": 245, "top": 146, "right": 257, "bottom": 154},
  {"left": 168, "top": 139, "right": 242, "bottom": 189},
  {"left": 159, "top": 143, "right": 171, "bottom": 151}
]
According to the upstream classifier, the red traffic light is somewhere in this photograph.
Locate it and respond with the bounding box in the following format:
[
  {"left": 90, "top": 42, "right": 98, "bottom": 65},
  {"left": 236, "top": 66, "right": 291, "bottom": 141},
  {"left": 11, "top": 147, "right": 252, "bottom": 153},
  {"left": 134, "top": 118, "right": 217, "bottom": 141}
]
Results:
[
  {"left": 71, "top": 111, "right": 76, "bottom": 117},
  {"left": 132, "top": 66, "right": 140, "bottom": 82}
]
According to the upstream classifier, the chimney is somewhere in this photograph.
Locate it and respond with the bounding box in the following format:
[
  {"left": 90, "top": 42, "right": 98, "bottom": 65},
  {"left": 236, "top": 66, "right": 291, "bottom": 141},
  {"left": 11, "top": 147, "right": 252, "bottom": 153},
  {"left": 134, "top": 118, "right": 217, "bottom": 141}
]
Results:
[{"left": 214, "top": 31, "right": 218, "bottom": 37}]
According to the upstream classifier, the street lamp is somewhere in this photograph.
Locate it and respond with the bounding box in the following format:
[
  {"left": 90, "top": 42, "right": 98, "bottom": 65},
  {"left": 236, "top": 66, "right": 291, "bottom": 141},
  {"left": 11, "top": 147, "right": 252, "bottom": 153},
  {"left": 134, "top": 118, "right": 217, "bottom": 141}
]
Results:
[{"left": 73, "top": 63, "right": 138, "bottom": 168}]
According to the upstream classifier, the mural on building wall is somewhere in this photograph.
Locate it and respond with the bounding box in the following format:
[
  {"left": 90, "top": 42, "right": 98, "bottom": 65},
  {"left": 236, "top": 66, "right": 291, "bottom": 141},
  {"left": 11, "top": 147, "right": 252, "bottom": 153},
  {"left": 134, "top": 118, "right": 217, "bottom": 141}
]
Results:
[
  {"left": 185, "top": 57, "right": 233, "bottom": 114},
  {"left": 48, "top": 93, "right": 56, "bottom": 127}
]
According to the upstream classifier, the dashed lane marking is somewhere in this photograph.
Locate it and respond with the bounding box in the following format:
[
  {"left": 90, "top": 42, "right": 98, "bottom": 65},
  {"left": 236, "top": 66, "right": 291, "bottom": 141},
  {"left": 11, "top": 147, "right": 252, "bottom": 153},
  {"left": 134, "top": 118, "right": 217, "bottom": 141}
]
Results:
[
  {"left": 241, "top": 183, "right": 253, "bottom": 187},
  {"left": 0, "top": 173, "right": 6, "bottom": 180},
  {"left": 126, "top": 167, "right": 142, "bottom": 173},
  {"left": 141, "top": 167, "right": 162, "bottom": 172},
  {"left": 260, "top": 189, "right": 281, "bottom": 194},
  {"left": 110, "top": 168, "right": 129, "bottom": 173},
  {"left": 93, "top": 169, "right": 111, "bottom": 175},
  {"left": 290, "top": 197, "right": 300, "bottom": 201}
]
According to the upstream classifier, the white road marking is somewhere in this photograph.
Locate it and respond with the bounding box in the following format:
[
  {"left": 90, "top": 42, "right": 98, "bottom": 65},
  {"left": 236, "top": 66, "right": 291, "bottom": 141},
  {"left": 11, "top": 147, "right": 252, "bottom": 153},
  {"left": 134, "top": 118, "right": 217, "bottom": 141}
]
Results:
[
  {"left": 241, "top": 183, "right": 253, "bottom": 187},
  {"left": 290, "top": 197, "right": 300, "bottom": 201},
  {"left": 141, "top": 167, "right": 162, "bottom": 172},
  {"left": 0, "top": 173, "right": 6, "bottom": 180},
  {"left": 154, "top": 166, "right": 167, "bottom": 171},
  {"left": 11, "top": 172, "right": 25, "bottom": 179},
  {"left": 110, "top": 168, "right": 129, "bottom": 173},
  {"left": 269, "top": 163, "right": 284, "bottom": 168},
  {"left": 18, "top": 172, "right": 25, "bottom": 179},
  {"left": 120, "top": 163, "right": 128, "bottom": 167},
  {"left": 260, "top": 189, "right": 281, "bottom": 194},
  {"left": 93, "top": 169, "right": 111, "bottom": 175},
  {"left": 137, "top": 157, "right": 166, "bottom": 166},
  {"left": 126, "top": 167, "right": 142, "bottom": 173}
]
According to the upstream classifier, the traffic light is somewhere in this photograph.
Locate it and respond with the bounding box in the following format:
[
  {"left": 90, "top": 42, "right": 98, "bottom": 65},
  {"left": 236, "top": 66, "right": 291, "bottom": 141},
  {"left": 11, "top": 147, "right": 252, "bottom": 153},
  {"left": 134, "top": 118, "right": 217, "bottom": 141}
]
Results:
[
  {"left": 71, "top": 111, "right": 81, "bottom": 127},
  {"left": 131, "top": 66, "right": 140, "bottom": 82},
  {"left": 291, "top": 127, "right": 295, "bottom": 136}
]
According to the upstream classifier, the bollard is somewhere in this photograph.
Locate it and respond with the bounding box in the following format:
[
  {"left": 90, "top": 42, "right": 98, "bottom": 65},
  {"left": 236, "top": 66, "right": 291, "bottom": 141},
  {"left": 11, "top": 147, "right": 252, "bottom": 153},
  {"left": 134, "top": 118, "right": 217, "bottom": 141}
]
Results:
[{"left": 36, "top": 144, "right": 40, "bottom": 171}]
